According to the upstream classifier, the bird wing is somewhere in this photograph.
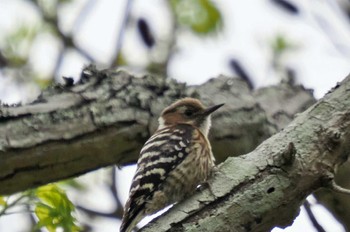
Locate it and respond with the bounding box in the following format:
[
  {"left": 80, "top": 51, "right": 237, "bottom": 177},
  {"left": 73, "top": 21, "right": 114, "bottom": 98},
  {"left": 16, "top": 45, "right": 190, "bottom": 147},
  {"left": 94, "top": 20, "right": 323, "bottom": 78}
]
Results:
[{"left": 120, "top": 124, "right": 194, "bottom": 232}]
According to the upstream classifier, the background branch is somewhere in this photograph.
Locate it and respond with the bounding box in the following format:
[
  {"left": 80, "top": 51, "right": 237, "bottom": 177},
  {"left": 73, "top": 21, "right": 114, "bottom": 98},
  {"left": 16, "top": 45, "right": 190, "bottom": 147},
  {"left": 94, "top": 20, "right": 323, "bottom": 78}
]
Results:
[
  {"left": 303, "top": 200, "right": 326, "bottom": 232},
  {"left": 0, "top": 65, "right": 314, "bottom": 195},
  {"left": 110, "top": 0, "right": 134, "bottom": 67}
]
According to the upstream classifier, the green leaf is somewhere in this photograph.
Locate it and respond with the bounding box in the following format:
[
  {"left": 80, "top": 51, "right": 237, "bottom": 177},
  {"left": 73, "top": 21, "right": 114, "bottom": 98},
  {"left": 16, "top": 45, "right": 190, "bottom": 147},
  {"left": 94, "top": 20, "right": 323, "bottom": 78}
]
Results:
[
  {"left": 34, "top": 184, "right": 81, "bottom": 232},
  {"left": 272, "top": 34, "right": 295, "bottom": 54},
  {"left": 0, "top": 197, "right": 6, "bottom": 206},
  {"left": 170, "top": 0, "right": 222, "bottom": 35},
  {"left": 35, "top": 203, "right": 56, "bottom": 232},
  {"left": 3, "top": 24, "right": 39, "bottom": 66}
]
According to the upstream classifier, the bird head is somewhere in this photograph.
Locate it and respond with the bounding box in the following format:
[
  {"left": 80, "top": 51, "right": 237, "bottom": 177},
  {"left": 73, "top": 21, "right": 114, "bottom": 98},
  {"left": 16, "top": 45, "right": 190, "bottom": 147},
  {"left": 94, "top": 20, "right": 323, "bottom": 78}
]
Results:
[{"left": 158, "top": 98, "right": 224, "bottom": 136}]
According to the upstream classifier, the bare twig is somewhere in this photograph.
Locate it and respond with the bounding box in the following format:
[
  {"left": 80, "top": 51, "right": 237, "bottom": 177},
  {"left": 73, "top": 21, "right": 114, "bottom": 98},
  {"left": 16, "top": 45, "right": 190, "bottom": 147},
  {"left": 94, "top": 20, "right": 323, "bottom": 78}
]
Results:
[
  {"left": 110, "top": 0, "right": 134, "bottom": 67},
  {"left": 330, "top": 179, "right": 350, "bottom": 195},
  {"left": 72, "top": 0, "right": 97, "bottom": 33},
  {"left": 75, "top": 167, "right": 124, "bottom": 220},
  {"left": 303, "top": 200, "right": 326, "bottom": 232},
  {"left": 76, "top": 205, "right": 119, "bottom": 219},
  {"left": 26, "top": 204, "right": 37, "bottom": 229},
  {"left": 110, "top": 167, "right": 124, "bottom": 219},
  {"left": 30, "top": 0, "right": 95, "bottom": 64},
  {"left": 150, "top": 1, "right": 179, "bottom": 77},
  {"left": 0, "top": 195, "right": 27, "bottom": 216},
  {"left": 53, "top": 49, "right": 65, "bottom": 79}
]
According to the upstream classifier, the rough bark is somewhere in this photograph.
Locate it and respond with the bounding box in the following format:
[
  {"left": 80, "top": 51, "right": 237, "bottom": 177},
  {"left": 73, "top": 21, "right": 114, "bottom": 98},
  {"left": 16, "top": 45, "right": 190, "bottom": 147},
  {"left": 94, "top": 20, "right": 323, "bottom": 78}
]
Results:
[
  {"left": 1, "top": 65, "right": 349, "bottom": 231},
  {"left": 140, "top": 75, "right": 350, "bottom": 232},
  {"left": 0, "top": 65, "right": 314, "bottom": 195}
]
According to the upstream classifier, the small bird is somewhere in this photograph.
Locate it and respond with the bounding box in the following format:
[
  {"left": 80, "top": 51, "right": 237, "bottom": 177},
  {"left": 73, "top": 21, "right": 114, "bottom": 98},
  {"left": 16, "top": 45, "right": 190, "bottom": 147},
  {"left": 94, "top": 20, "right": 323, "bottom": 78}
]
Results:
[{"left": 120, "top": 98, "right": 224, "bottom": 232}]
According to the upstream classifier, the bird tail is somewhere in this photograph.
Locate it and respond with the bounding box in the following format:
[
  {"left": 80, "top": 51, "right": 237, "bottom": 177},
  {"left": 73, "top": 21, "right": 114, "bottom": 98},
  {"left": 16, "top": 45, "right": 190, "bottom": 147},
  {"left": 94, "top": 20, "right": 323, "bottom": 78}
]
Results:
[{"left": 120, "top": 210, "right": 144, "bottom": 232}]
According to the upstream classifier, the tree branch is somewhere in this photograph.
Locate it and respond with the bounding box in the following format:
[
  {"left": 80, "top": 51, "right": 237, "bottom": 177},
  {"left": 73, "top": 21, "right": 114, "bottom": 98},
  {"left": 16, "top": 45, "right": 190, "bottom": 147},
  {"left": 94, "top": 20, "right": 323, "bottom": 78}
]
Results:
[
  {"left": 0, "top": 65, "right": 314, "bottom": 196},
  {"left": 139, "top": 74, "right": 350, "bottom": 231}
]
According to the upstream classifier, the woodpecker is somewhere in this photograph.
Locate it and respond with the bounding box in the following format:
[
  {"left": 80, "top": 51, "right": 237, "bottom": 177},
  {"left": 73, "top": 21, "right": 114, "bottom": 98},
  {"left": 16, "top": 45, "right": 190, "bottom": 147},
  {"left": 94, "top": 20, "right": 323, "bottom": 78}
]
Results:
[{"left": 120, "top": 98, "right": 224, "bottom": 232}]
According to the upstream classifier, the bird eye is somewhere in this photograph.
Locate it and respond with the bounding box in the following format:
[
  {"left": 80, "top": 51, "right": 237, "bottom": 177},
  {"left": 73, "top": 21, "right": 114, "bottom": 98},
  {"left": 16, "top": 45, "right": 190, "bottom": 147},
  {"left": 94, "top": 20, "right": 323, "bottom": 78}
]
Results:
[{"left": 184, "top": 110, "right": 194, "bottom": 117}]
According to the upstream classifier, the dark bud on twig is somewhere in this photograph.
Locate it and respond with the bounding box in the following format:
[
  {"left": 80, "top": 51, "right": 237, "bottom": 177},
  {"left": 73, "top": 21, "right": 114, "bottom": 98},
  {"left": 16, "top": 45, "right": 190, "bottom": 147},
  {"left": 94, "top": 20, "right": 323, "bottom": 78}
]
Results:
[
  {"left": 79, "top": 66, "right": 94, "bottom": 84},
  {"left": 62, "top": 76, "right": 74, "bottom": 87},
  {"left": 137, "top": 18, "right": 155, "bottom": 48},
  {"left": 271, "top": 0, "right": 299, "bottom": 15},
  {"left": 229, "top": 59, "right": 254, "bottom": 89}
]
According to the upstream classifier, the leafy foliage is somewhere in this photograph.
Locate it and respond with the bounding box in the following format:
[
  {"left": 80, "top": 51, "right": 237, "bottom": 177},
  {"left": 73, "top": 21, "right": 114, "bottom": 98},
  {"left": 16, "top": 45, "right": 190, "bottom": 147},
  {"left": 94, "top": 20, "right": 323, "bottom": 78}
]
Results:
[
  {"left": 0, "top": 184, "right": 81, "bottom": 231},
  {"left": 34, "top": 184, "right": 81, "bottom": 232},
  {"left": 170, "top": 0, "right": 222, "bottom": 34},
  {"left": 3, "top": 24, "right": 39, "bottom": 67}
]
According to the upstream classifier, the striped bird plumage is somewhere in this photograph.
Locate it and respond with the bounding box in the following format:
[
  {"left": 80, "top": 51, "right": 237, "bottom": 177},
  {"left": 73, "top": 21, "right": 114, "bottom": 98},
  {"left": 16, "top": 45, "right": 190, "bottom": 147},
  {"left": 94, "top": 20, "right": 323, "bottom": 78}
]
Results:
[
  {"left": 120, "top": 98, "right": 223, "bottom": 232},
  {"left": 120, "top": 124, "right": 214, "bottom": 232}
]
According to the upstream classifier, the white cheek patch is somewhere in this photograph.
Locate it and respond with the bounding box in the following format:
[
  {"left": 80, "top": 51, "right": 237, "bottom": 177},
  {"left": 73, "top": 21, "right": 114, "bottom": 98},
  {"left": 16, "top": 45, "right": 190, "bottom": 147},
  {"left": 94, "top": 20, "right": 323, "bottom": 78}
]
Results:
[
  {"left": 199, "top": 117, "right": 211, "bottom": 137},
  {"left": 158, "top": 117, "right": 166, "bottom": 129}
]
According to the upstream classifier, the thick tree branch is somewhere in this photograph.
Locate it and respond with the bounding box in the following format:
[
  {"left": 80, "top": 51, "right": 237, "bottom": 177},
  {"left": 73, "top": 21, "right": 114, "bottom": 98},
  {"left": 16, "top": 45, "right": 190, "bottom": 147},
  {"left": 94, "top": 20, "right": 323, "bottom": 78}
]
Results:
[
  {"left": 140, "top": 75, "right": 350, "bottom": 232},
  {"left": 0, "top": 65, "right": 314, "bottom": 196}
]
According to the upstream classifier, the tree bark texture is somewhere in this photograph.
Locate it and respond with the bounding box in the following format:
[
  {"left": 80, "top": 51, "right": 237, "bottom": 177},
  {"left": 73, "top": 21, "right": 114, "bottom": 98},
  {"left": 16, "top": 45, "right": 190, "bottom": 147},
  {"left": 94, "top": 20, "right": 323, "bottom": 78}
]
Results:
[
  {"left": 141, "top": 75, "right": 350, "bottom": 232},
  {"left": 0, "top": 65, "right": 314, "bottom": 196},
  {"left": 1, "top": 65, "right": 349, "bottom": 231}
]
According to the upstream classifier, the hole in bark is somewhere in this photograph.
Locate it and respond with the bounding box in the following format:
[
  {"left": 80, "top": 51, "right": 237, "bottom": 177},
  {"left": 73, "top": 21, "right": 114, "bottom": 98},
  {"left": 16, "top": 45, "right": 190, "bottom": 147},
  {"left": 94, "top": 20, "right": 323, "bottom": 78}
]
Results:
[{"left": 267, "top": 187, "right": 275, "bottom": 193}]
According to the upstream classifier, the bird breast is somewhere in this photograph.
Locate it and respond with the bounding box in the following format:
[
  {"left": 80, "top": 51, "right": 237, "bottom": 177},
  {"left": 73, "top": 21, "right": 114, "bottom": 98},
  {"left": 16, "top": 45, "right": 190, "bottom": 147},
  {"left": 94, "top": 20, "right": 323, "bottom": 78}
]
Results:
[{"left": 144, "top": 128, "right": 215, "bottom": 215}]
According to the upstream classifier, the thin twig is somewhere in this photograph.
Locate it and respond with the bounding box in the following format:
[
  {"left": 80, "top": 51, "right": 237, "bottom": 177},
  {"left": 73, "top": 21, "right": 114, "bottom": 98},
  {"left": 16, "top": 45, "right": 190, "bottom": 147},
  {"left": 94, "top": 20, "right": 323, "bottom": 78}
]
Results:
[
  {"left": 53, "top": 49, "right": 65, "bottom": 80},
  {"left": 72, "top": 0, "right": 97, "bottom": 33},
  {"left": 0, "top": 210, "right": 34, "bottom": 216},
  {"left": 76, "top": 205, "right": 119, "bottom": 219},
  {"left": 0, "top": 195, "right": 27, "bottom": 216},
  {"left": 76, "top": 167, "right": 124, "bottom": 219},
  {"left": 153, "top": 1, "right": 179, "bottom": 77},
  {"left": 110, "top": 167, "right": 124, "bottom": 218},
  {"left": 110, "top": 0, "right": 134, "bottom": 67},
  {"left": 330, "top": 179, "right": 350, "bottom": 195},
  {"left": 111, "top": 167, "right": 119, "bottom": 200},
  {"left": 26, "top": 204, "right": 37, "bottom": 230},
  {"left": 303, "top": 200, "right": 326, "bottom": 232},
  {"left": 31, "top": 0, "right": 95, "bottom": 63}
]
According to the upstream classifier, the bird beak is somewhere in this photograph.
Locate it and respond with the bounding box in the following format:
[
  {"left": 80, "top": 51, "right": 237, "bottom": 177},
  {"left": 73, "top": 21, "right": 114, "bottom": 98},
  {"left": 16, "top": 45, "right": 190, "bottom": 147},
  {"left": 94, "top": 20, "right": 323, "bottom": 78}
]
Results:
[{"left": 202, "top": 103, "right": 225, "bottom": 116}]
